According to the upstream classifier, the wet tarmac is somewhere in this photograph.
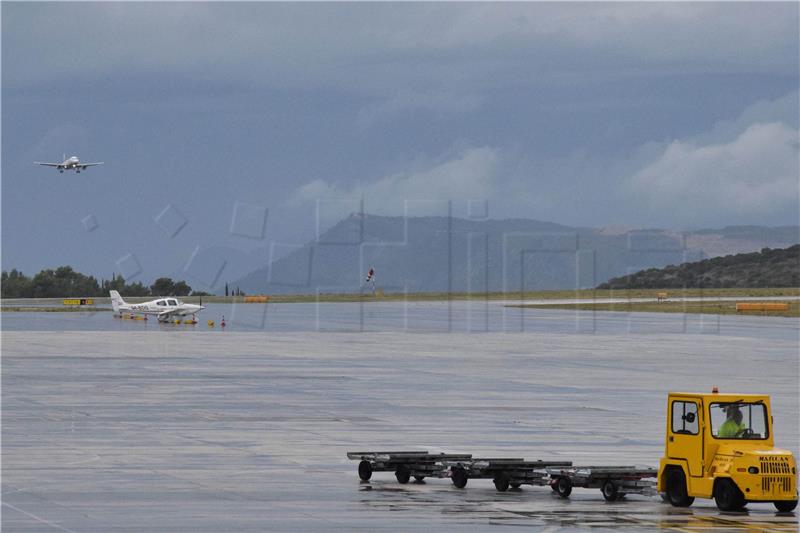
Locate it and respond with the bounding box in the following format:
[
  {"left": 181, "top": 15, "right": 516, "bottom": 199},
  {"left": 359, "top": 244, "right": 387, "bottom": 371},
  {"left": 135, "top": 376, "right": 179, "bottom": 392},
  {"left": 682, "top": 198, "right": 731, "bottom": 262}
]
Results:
[
  {"left": 3, "top": 300, "right": 799, "bottom": 341},
  {"left": 2, "top": 303, "right": 798, "bottom": 531}
]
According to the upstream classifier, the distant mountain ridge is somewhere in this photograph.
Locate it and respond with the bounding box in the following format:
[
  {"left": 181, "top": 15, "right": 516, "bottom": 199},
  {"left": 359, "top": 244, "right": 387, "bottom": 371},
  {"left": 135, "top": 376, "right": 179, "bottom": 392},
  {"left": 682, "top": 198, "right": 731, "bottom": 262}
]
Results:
[
  {"left": 598, "top": 245, "right": 800, "bottom": 289},
  {"left": 233, "top": 214, "right": 800, "bottom": 294}
]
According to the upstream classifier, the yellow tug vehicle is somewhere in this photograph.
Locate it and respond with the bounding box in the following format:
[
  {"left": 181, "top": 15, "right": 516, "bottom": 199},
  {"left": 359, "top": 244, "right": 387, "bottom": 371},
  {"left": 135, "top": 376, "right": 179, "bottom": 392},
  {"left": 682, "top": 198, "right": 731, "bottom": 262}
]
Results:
[{"left": 659, "top": 389, "right": 798, "bottom": 512}]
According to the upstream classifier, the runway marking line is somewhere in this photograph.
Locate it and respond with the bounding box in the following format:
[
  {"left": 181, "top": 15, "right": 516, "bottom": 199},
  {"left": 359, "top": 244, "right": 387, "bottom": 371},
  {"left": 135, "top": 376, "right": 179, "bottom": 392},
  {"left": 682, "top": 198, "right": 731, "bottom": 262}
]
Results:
[{"left": 2, "top": 501, "right": 79, "bottom": 533}]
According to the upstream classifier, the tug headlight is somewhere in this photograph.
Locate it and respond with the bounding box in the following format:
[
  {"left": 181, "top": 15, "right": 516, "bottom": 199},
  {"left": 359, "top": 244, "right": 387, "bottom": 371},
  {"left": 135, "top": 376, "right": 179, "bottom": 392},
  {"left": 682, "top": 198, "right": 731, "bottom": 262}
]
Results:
[{"left": 748, "top": 466, "right": 759, "bottom": 474}]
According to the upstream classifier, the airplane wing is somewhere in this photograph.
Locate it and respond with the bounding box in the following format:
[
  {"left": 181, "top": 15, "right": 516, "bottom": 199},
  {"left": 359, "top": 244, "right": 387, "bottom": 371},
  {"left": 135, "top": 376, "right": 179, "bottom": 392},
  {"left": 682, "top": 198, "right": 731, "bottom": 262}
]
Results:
[
  {"left": 33, "top": 162, "right": 61, "bottom": 167},
  {"left": 157, "top": 309, "right": 180, "bottom": 319},
  {"left": 81, "top": 162, "right": 104, "bottom": 167}
]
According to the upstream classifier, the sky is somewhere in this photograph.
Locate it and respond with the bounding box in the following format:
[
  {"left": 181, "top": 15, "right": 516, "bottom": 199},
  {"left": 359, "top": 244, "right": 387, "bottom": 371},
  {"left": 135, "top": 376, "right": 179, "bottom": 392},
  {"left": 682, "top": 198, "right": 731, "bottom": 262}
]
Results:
[{"left": 2, "top": 2, "right": 799, "bottom": 289}]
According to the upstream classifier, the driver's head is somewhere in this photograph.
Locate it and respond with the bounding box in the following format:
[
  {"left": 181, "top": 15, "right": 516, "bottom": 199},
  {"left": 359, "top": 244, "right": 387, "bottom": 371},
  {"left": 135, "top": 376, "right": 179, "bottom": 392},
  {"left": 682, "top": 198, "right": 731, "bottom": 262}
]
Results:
[
  {"left": 726, "top": 405, "right": 740, "bottom": 419},
  {"left": 732, "top": 409, "right": 743, "bottom": 424}
]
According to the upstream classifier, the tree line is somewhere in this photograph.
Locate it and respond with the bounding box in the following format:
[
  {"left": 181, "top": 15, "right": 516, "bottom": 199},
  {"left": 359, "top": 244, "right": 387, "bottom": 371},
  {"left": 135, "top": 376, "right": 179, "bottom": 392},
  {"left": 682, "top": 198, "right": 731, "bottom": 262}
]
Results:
[
  {"left": 1, "top": 266, "right": 209, "bottom": 298},
  {"left": 598, "top": 245, "right": 800, "bottom": 289}
]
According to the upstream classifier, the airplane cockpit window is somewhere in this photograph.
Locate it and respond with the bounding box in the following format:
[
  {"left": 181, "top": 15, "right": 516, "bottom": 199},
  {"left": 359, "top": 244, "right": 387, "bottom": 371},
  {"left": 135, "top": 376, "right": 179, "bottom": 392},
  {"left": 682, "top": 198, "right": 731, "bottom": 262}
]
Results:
[
  {"left": 167, "top": 300, "right": 178, "bottom": 306},
  {"left": 156, "top": 300, "right": 166, "bottom": 306}
]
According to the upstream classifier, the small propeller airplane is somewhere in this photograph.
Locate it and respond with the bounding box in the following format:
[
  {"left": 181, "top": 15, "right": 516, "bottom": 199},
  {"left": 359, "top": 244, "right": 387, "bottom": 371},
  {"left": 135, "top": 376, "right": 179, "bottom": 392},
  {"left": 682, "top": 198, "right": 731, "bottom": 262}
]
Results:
[
  {"left": 34, "top": 154, "right": 103, "bottom": 173},
  {"left": 110, "top": 290, "right": 205, "bottom": 323}
]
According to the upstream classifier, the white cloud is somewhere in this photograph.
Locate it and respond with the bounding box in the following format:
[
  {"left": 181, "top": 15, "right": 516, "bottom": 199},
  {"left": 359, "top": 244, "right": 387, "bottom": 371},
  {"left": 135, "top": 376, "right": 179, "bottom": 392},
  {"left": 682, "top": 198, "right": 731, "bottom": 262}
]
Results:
[
  {"left": 291, "top": 179, "right": 340, "bottom": 206},
  {"left": 629, "top": 122, "right": 799, "bottom": 224},
  {"left": 290, "top": 147, "right": 500, "bottom": 215},
  {"left": 693, "top": 91, "right": 799, "bottom": 145}
]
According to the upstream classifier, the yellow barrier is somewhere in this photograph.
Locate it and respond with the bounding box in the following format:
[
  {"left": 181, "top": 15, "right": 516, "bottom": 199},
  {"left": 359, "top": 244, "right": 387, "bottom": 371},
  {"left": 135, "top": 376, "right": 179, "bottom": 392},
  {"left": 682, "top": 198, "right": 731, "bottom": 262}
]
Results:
[
  {"left": 63, "top": 298, "right": 94, "bottom": 305},
  {"left": 736, "top": 302, "right": 790, "bottom": 312},
  {"left": 244, "top": 295, "right": 269, "bottom": 303}
]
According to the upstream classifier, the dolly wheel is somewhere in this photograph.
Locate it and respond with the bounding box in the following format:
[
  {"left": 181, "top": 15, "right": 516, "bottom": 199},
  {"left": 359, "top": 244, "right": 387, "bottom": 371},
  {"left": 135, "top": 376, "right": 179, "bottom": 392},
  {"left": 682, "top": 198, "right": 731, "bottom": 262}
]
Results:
[
  {"left": 395, "top": 466, "right": 411, "bottom": 484},
  {"left": 494, "top": 476, "right": 510, "bottom": 492},
  {"left": 510, "top": 483, "right": 521, "bottom": 490},
  {"left": 602, "top": 481, "right": 619, "bottom": 502},
  {"left": 774, "top": 499, "right": 798, "bottom": 512},
  {"left": 358, "top": 460, "right": 372, "bottom": 481},
  {"left": 414, "top": 475, "right": 425, "bottom": 483},
  {"left": 555, "top": 477, "right": 572, "bottom": 498},
  {"left": 451, "top": 467, "right": 468, "bottom": 489}
]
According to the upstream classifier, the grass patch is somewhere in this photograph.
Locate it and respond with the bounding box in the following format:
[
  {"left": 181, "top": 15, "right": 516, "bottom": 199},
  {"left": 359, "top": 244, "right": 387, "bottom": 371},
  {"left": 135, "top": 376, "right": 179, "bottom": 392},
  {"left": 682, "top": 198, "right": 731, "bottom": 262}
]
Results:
[
  {"left": 2, "top": 287, "right": 798, "bottom": 308},
  {"left": 513, "top": 300, "right": 800, "bottom": 318},
  {"left": 183, "top": 287, "right": 800, "bottom": 304},
  {"left": 1, "top": 306, "right": 111, "bottom": 313}
]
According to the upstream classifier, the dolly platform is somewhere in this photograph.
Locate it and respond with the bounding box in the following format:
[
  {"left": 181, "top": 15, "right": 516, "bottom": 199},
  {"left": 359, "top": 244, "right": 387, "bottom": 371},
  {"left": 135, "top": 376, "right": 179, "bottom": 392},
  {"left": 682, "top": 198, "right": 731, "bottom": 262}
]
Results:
[
  {"left": 347, "top": 451, "right": 472, "bottom": 483},
  {"left": 546, "top": 466, "right": 658, "bottom": 501},
  {"left": 348, "top": 451, "right": 572, "bottom": 491},
  {"left": 348, "top": 451, "right": 656, "bottom": 500},
  {"left": 445, "top": 458, "right": 573, "bottom": 491}
]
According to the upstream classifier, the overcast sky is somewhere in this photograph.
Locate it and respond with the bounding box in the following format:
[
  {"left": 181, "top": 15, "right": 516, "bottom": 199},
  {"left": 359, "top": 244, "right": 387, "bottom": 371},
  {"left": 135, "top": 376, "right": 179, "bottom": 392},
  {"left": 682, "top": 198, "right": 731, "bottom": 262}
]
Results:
[{"left": 2, "top": 2, "right": 798, "bottom": 286}]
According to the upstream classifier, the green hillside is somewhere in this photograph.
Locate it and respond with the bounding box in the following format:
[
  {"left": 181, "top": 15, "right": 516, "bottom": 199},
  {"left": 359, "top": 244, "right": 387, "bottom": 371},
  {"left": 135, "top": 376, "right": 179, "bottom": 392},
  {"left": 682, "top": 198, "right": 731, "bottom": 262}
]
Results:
[{"left": 598, "top": 245, "right": 800, "bottom": 289}]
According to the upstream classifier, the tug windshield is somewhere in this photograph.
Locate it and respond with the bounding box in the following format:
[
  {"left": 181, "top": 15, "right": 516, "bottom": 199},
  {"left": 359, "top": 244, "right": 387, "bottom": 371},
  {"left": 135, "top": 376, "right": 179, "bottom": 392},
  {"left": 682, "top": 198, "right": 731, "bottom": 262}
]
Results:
[{"left": 710, "top": 402, "right": 769, "bottom": 440}]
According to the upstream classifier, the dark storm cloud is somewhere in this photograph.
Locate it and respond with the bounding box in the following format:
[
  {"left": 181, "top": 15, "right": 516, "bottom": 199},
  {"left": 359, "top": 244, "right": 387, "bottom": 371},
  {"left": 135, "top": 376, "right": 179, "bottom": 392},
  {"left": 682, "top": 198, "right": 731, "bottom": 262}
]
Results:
[{"left": 2, "top": 2, "right": 798, "bottom": 280}]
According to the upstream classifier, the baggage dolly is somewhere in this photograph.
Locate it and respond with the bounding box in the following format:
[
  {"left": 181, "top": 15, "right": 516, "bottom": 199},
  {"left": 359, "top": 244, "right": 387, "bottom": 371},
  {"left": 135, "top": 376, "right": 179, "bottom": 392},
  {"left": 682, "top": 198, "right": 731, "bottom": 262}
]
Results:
[
  {"left": 444, "top": 458, "right": 573, "bottom": 491},
  {"left": 546, "top": 466, "right": 658, "bottom": 501},
  {"left": 347, "top": 451, "right": 472, "bottom": 483}
]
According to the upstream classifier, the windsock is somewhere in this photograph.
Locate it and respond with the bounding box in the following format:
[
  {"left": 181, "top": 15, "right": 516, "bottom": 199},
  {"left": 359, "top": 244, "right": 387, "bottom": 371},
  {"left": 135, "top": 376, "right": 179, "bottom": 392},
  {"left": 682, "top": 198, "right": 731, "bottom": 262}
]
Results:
[{"left": 365, "top": 268, "right": 375, "bottom": 282}]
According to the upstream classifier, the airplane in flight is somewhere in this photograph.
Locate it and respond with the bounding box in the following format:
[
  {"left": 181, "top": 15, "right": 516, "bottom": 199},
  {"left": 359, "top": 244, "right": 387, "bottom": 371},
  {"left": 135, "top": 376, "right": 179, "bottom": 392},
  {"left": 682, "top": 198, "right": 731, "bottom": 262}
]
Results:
[
  {"left": 34, "top": 155, "right": 103, "bottom": 173},
  {"left": 110, "top": 290, "right": 205, "bottom": 323}
]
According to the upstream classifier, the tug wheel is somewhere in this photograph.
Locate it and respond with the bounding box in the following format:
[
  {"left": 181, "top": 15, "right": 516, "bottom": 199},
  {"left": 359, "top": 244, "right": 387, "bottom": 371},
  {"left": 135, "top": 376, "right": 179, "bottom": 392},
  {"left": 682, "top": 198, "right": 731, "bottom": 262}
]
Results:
[
  {"left": 510, "top": 483, "right": 521, "bottom": 490},
  {"left": 358, "top": 460, "right": 372, "bottom": 481},
  {"left": 714, "top": 479, "right": 745, "bottom": 512},
  {"left": 666, "top": 468, "right": 694, "bottom": 507},
  {"left": 774, "top": 499, "right": 798, "bottom": 512}
]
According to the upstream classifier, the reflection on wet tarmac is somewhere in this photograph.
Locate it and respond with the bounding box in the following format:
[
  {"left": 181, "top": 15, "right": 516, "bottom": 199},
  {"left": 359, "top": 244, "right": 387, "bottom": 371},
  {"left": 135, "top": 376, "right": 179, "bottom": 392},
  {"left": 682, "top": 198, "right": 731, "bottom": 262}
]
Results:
[{"left": 358, "top": 480, "right": 797, "bottom": 530}]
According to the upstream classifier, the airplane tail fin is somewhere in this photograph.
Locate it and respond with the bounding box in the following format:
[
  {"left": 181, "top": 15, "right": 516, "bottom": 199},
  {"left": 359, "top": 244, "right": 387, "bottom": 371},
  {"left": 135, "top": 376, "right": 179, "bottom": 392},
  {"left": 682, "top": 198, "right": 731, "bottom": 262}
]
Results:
[{"left": 109, "top": 290, "right": 125, "bottom": 313}]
